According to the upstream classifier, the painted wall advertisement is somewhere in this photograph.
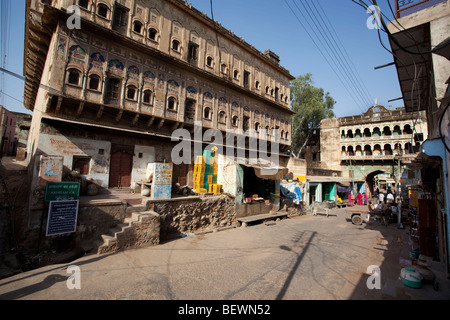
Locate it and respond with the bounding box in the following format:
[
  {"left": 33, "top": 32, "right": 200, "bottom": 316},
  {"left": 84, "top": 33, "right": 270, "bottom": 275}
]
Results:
[
  {"left": 38, "top": 155, "right": 63, "bottom": 185},
  {"left": 151, "top": 163, "right": 173, "bottom": 199}
]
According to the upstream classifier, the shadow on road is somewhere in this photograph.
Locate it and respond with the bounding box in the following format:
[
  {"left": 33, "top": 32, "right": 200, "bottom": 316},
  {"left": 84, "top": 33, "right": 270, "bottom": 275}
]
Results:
[
  {"left": 347, "top": 216, "right": 450, "bottom": 300},
  {"left": 276, "top": 231, "right": 317, "bottom": 300}
]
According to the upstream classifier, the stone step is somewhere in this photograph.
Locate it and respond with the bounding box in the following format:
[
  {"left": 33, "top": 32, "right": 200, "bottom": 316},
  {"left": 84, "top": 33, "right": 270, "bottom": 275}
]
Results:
[
  {"left": 101, "top": 234, "right": 117, "bottom": 246},
  {"left": 126, "top": 204, "right": 148, "bottom": 215}
]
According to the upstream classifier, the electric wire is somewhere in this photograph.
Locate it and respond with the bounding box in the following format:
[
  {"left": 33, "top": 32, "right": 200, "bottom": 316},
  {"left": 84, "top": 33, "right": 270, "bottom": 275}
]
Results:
[
  {"left": 295, "top": 0, "right": 370, "bottom": 111},
  {"left": 284, "top": 0, "right": 367, "bottom": 113},
  {"left": 314, "top": 0, "right": 375, "bottom": 107},
  {"left": 372, "top": 0, "right": 450, "bottom": 55}
]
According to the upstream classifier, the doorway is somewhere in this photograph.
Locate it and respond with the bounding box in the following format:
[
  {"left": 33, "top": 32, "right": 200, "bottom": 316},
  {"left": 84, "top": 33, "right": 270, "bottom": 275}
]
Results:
[{"left": 109, "top": 147, "right": 133, "bottom": 188}]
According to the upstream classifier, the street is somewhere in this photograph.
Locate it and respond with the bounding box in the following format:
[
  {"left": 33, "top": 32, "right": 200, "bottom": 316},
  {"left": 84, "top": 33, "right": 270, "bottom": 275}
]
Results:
[{"left": 0, "top": 207, "right": 409, "bottom": 300}]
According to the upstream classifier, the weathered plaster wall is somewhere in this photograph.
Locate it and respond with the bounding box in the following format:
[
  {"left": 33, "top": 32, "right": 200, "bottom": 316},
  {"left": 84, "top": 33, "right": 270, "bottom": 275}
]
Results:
[
  {"left": 131, "top": 145, "right": 155, "bottom": 188},
  {"left": 37, "top": 133, "right": 111, "bottom": 187},
  {"left": 320, "top": 118, "right": 341, "bottom": 171}
]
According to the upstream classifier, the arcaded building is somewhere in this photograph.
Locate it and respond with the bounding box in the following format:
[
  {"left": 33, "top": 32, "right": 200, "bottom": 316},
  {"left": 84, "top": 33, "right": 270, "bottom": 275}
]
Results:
[
  {"left": 24, "top": 0, "right": 294, "bottom": 200},
  {"left": 303, "top": 105, "right": 428, "bottom": 204}
]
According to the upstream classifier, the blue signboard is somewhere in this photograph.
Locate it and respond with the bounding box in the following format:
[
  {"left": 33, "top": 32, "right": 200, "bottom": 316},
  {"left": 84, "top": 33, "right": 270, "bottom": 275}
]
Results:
[{"left": 46, "top": 200, "right": 79, "bottom": 236}]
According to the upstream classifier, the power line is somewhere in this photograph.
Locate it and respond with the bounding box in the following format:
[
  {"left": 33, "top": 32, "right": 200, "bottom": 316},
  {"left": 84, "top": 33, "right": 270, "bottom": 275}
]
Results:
[
  {"left": 299, "top": 0, "right": 372, "bottom": 109},
  {"left": 285, "top": 0, "right": 368, "bottom": 113},
  {"left": 313, "top": 0, "right": 375, "bottom": 106}
]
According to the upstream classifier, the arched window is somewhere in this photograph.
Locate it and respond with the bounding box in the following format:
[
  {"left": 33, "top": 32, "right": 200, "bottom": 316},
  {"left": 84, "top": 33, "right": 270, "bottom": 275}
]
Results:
[
  {"left": 348, "top": 146, "right": 354, "bottom": 156},
  {"left": 403, "top": 124, "right": 413, "bottom": 135},
  {"left": 218, "top": 111, "right": 226, "bottom": 123},
  {"left": 97, "top": 3, "right": 109, "bottom": 18},
  {"left": 221, "top": 63, "right": 227, "bottom": 74},
  {"left": 204, "top": 107, "right": 211, "bottom": 119},
  {"left": 255, "top": 81, "right": 260, "bottom": 90},
  {"left": 254, "top": 122, "right": 260, "bottom": 132},
  {"left": 88, "top": 74, "right": 100, "bottom": 91},
  {"left": 126, "top": 85, "right": 137, "bottom": 100},
  {"left": 168, "top": 97, "right": 177, "bottom": 110},
  {"left": 206, "top": 56, "right": 213, "bottom": 68},
  {"left": 232, "top": 116, "right": 239, "bottom": 127},
  {"left": 393, "top": 125, "right": 402, "bottom": 135},
  {"left": 364, "top": 145, "right": 372, "bottom": 156},
  {"left": 148, "top": 28, "right": 158, "bottom": 41},
  {"left": 172, "top": 39, "right": 180, "bottom": 52},
  {"left": 67, "top": 68, "right": 81, "bottom": 86},
  {"left": 373, "top": 127, "right": 381, "bottom": 137},
  {"left": 143, "top": 89, "right": 153, "bottom": 104},
  {"left": 383, "top": 126, "right": 392, "bottom": 136},
  {"left": 78, "top": 0, "right": 89, "bottom": 9},
  {"left": 384, "top": 144, "right": 392, "bottom": 155},
  {"left": 233, "top": 70, "right": 239, "bottom": 80},
  {"left": 133, "top": 21, "right": 143, "bottom": 34},
  {"left": 373, "top": 144, "right": 382, "bottom": 156},
  {"left": 347, "top": 129, "right": 354, "bottom": 139}
]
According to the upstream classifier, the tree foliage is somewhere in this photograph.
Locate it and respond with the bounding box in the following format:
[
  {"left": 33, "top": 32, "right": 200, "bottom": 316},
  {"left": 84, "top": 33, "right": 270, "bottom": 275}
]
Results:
[{"left": 290, "top": 73, "right": 336, "bottom": 158}]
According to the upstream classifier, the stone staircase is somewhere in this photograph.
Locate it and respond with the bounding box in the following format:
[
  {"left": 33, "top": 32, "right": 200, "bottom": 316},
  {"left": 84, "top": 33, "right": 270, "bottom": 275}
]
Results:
[{"left": 93, "top": 205, "right": 160, "bottom": 255}]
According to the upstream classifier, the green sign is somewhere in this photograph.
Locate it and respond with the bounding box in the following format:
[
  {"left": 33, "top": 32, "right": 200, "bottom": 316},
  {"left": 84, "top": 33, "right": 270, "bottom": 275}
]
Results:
[{"left": 45, "top": 182, "right": 81, "bottom": 202}]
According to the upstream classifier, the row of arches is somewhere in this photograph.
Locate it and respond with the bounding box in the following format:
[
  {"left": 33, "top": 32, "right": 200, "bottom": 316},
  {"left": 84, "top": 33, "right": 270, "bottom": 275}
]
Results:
[
  {"left": 341, "top": 124, "right": 413, "bottom": 139},
  {"left": 341, "top": 142, "right": 421, "bottom": 156}
]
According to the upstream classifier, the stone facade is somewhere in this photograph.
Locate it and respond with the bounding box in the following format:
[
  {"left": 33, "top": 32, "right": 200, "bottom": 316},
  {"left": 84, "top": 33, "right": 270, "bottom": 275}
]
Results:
[{"left": 152, "top": 195, "right": 236, "bottom": 240}]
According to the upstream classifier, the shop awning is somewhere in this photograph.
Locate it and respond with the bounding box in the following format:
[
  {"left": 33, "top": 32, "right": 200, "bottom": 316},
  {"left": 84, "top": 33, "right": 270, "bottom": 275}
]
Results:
[{"left": 245, "top": 164, "right": 289, "bottom": 181}]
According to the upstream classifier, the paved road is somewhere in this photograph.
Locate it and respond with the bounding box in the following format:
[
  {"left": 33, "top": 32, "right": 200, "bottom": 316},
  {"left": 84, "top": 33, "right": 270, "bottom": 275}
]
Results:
[{"left": 1, "top": 207, "right": 391, "bottom": 300}]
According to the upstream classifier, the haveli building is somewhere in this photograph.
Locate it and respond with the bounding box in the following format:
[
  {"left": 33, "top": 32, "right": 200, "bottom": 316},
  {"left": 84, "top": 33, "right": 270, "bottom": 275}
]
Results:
[
  {"left": 24, "top": 0, "right": 294, "bottom": 197},
  {"left": 20, "top": 0, "right": 295, "bottom": 256}
]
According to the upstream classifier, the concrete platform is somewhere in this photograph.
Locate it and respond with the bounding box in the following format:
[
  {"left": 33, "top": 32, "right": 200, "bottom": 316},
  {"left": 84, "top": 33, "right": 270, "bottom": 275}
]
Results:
[{"left": 237, "top": 212, "right": 289, "bottom": 227}]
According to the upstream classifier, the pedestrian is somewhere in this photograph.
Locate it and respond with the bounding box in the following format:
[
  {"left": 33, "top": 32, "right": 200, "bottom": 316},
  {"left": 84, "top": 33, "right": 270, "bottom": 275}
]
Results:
[
  {"left": 378, "top": 192, "right": 385, "bottom": 204},
  {"left": 357, "top": 192, "right": 363, "bottom": 205},
  {"left": 387, "top": 192, "right": 394, "bottom": 204}
]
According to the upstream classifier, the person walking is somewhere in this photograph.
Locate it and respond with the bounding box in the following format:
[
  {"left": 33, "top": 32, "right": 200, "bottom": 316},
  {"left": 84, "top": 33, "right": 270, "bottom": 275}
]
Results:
[{"left": 378, "top": 192, "right": 385, "bottom": 204}]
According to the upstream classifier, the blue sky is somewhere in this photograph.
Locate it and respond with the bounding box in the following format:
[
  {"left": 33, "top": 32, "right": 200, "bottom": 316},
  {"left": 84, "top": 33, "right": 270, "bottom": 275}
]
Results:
[{"left": 0, "top": 0, "right": 403, "bottom": 117}]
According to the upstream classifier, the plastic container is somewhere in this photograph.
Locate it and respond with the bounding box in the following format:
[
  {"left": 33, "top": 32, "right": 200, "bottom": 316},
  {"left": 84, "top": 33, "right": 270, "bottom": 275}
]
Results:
[{"left": 400, "top": 267, "right": 423, "bottom": 288}]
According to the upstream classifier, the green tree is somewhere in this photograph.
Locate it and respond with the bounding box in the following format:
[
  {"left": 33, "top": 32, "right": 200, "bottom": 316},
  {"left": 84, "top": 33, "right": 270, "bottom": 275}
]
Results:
[{"left": 290, "top": 73, "right": 335, "bottom": 158}]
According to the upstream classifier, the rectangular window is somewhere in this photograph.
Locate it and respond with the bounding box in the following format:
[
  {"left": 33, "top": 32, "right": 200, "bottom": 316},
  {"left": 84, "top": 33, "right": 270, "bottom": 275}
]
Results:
[
  {"left": 112, "top": 4, "right": 128, "bottom": 30},
  {"left": 244, "top": 71, "right": 250, "bottom": 89},
  {"left": 106, "top": 78, "right": 121, "bottom": 102},
  {"left": 188, "top": 42, "right": 199, "bottom": 64},
  {"left": 73, "top": 156, "right": 91, "bottom": 175}
]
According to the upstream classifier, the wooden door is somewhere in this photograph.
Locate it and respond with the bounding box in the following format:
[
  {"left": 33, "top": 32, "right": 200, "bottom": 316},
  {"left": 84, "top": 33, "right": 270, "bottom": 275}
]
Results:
[{"left": 109, "top": 150, "right": 132, "bottom": 188}]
